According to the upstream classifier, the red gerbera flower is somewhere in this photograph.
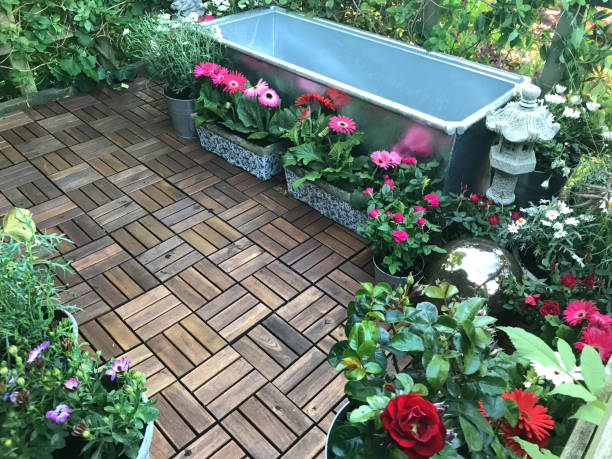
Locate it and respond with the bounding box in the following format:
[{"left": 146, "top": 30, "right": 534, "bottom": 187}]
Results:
[
  {"left": 223, "top": 71, "right": 247, "bottom": 93},
  {"left": 298, "top": 106, "right": 311, "bottom": 123},
  {"left": 294, "top": 92, "right": 335, "bottom": 111},
  {"left": 562, "top": 300, "right": 598, "bottom": 326}
]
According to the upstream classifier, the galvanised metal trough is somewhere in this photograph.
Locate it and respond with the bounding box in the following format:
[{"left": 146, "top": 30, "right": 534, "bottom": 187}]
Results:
[{"left": 206, "top": 7, "right": 529, "bottom": 192}]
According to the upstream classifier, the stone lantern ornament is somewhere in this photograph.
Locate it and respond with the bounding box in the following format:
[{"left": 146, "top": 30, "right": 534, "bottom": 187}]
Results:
[{"left": 485, "top": 84, "right": 560, "bottom": 205}]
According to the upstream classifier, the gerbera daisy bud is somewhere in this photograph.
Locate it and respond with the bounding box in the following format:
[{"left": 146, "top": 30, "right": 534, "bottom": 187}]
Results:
[
  {"left": 61, "top": 338, "right": 74, "bottom": 351},
  {"left": 318, "top": 127, "right": 330, "bottom": 137},
  {"left": 16, "top": 388, "right": 30, "bottom": 405}
]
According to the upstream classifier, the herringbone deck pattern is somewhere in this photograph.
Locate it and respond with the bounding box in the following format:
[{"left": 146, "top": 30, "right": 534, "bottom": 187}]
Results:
[{"left": 0, "top": 80, "right": 374, "bottom": 458}]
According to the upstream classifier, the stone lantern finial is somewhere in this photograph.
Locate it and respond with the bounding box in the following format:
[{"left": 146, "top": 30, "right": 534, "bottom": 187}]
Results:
[{"left": 485, "top": 83, "right": 560, "bottom": 205}]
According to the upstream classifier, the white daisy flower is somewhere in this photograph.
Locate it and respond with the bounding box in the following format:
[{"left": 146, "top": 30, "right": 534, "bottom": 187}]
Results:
[
  {"left": 213, "top": 25, "right": 223, "bottom": 40},
  {"left": 553, "top": 222, "right": 563, "bottom": 231},
  {"left": 516, "top": 217, "right": 527, "bottom": 226},
  {"left": 554, "top": 84, "right": 566, "bottom": 94},
  {"left": 586, "top": 101, "right": 600, "bottom": 111},
  {"left": 507, "top": 224, "right": 519, "bottom": 234},
  {"left": 539, "top": 204, "right": 548, "bottom": 209},
  {"left": 565, "top": 217, "right": 579, "bottom": 226},
  {"left": 122, "top": 28, "right": 130, "bottom": 35},
  {"left": 544, "top": 94, "right": 566, "bottom": 104},
  {"left": 554, "top": 230, "right": 567, "bottom": 238},
  {"left": 559, "top": 202, "right": 572, "bottom": 214},
  {"left": 186, "top": 12, "right": 199, "bottom": 22},
  {"left": 160, "top": 13, "right": 171, "bottom": 20},
  {"left": 563, "top": 107, "right": 581, "bottom": 119},
  {"left": 531, "top": 353, "right": 582, "bottom": 385},
  {"left": 545, "top": 210, "right": 559, "bottom": 220},
  {"left": 601, "top": 198, "right": 612, "bottom": 214},
  {"left": 569, "top": 95, "right": 582, "bottom": 105},
  {"left": 542, "top": 220, "right": 552, "bottom": 227}
]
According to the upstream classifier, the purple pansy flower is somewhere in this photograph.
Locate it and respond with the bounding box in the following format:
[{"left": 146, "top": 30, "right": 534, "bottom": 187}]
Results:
[
  {"left": 3, "top": 392, "right": 18, "bottom": 403},
  {"left": 27, "top": 341, "right": 50, "bottom": 364},
  {"left": 46, "top": 404, "right": 71, "bottom": 424},
  {"left": 63, "top": 378, "right": 80, "bottom": 391},
  {"left": 105, "top": 357, "right": 130, "bottom": 381}
]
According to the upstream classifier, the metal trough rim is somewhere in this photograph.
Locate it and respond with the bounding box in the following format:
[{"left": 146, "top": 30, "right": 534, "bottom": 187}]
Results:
[{"left": 204, "top": 7, "right": 530, "bottom": 135}]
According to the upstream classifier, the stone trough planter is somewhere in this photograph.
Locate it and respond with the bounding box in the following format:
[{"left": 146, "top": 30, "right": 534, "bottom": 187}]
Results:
[
  {"left": 196, "top": 123, "right": 284, "bottom": 180},
  {"left": 284, "top": 167, "right": 367, "bottom": 233}
]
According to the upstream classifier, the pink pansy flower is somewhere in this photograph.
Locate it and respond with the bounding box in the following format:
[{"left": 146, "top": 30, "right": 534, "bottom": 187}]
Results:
[
  {"left": 416, "top": 217, "right": 426, "bottom": 226},
  {"left": 368, "top": 208, "right": 380, "bottom": 218},
  {"left": 258, "top": 89, "right": 279, "bottom": 107},
  {"left": 392, "top": 230, "right": 409, "bottom": 242},
  {"left": 413, "top": 205, "right": 426, "bottom": 213},
  {"left": 392, "top": 213, "right": 404, "bottom": 223},
  {"left": 384, "top": 179, "right": 394, "bottom": 190},
  {"left": 244, "top": 78, "right": 269, "bottom": 98},
  {"left": 105, "top": 357, "right": 130, "bottom": 382},
  {"left": 63, "top": 378, "right": 80, "bottom": 391},
  {"left": 424, "top": 193, "right": 439, "bottom": 207},
  {"left": 328, "top": 115, "right": 356, "bottom": 134},
  {"left": 46, "top": 404, "right": 71, "bottom": 424}
]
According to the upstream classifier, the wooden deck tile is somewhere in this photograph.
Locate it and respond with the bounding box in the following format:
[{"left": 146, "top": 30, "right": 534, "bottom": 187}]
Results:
[{"left": 0, "top": 80, "right": 380, "bottom": 457}]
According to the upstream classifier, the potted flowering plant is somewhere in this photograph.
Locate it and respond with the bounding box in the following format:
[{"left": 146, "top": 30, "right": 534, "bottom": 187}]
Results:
[
  {"left": 515, "top": 85, "right": 607, "bottom": 207},
  {"left": 326, "top": 281, "right": 555, "bottom": 458},
  {"left": 123, "top": 13, "right": 222, "bottom": 138},
  {"left": 501, "top": 198, "right": 594, "bottom": 276},
  {"left": 359, "top": 184, "right": 444, "bottom": 287},
  {"left": 193, "top": 62, "right": 297, "bottom": 179}
]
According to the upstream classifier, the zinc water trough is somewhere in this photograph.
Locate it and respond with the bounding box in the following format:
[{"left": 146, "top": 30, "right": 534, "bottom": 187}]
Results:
[{"left": 206, "top": 7, "right": 529, "bottom": 193}]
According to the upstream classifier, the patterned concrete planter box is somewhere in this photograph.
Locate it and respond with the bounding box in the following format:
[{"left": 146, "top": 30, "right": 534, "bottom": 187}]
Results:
[
  {"left": 196, "top": 123, "right": 284, "bottom": 180},
  {"left": 284, "top": 167, "right": 367, "bottom": 233}
]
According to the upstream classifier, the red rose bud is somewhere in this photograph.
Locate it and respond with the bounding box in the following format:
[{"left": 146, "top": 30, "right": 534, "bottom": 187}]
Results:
[
  {"left": 580, "top": 274, "right": 595, "bottom": 288},
  {"left": 524, "top": 294, "right": 540, "bottom": 307},
  {"left": 539, "top": 300, "right": 560, "bottom": 317},
  {"left": 561, "top": 273, "right": 577, "bottom": 288},
  {"left": 511, "top": 211, "right": 520, "bottom": 221},
  {"left": 585, "top": 253, "right": 592, "bottom": 261},
  {"left": 488, "top": 215, "right": 500, "bottom": 225},
  {"left": 550, "top": 262, "right": 556, "bottom": 271},
  {"left": 469, "top": 193, "right": 480, "bottom": 203},
  {"left": 384, "top": 383, "right": 396, "bottom": 393},
  {"left": 381, "top": 394, "right": 446, "bottom": 458},
  {"left": 461, "top": 185, "right": 468, "bottom": 192}
]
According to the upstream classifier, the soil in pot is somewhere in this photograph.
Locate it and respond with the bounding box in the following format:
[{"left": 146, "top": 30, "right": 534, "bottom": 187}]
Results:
[{"left": 373, "top": 255, "right": 425, "bottom": 290}]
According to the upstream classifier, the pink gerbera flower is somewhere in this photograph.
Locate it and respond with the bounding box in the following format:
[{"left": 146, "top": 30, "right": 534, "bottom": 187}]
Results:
[
  {"left": 211, "top": 67, "right": 229, "bottom": 85},
  {"left": 587, "top": 312, "right": 612, "bottom": 332},
  {"left": 328, "top": 115, "right": 356, "bottom": 134},
  {"left": 371, "top": 150, "right": 393, "bottom": 170},
  {"left": 562, "top": 300, "right": 598, "bottom": 326},
  {"left": 574, "top": 327, "right": 612, "bottom": 362},
  {"left": 196, "top": 62, "right": 221, "bottom": 78},
  {"left": 244, "top": 78, "right": 269, "bottom": 98},
  {"left": 223, "top": 71, "right": 247, "bottom": 93},
  {"left": 389, "top": 151, "right": 402, "bottom": 167},
  {"left": 258, "top": 88, "right": 279, "bottom": 107}
]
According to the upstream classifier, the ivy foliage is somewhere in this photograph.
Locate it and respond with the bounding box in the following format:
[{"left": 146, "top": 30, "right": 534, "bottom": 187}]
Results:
[{"left": 0, "top": 0, "right": 170, "bottom": 99}]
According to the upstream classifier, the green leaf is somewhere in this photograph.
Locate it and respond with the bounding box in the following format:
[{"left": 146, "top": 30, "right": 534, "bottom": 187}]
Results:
[
  {"left": 366, "top": 395, "right": 390, "bottom": 410},
  {"left": 292, "top": 170, "right": 321, "bottom": 188},
  {"left": 247, "top": 131, "right": 269, "bottom": 140},
  {"left": 329, "top": 423, "right": 364, "bottom": 457},
  {"left": 290, "top": 142, "right": 323, "bottom": 166},
  {"left": 550, "top": 383, "right": 596, "bottom": 402},
  {"left": 498, "top": 326, "right": 561, "bottom": 369},
  {"left": 511, "top": 438, "right": 558, "bottom": 458},
  {"left": 479, "top": 376, "right": 508, "bottom": 396},
  {"left": 581, "top": 345, "right": 606, "bottom": 394},
  {"left": 395, "top": 373, "right": 413, "bottom": 391},
  {"left": 571, "top": 401, "right": 605, "bottom": 425},
  {"left": 348, "top": 405, "right": 376, "bottom": 422},
  {"left": 504, "top": 398, "right": 519, "bottom": 427},
  {"left": 426, "top": 355, "right": 450, "bottom": 389},
  {"left": 482, "top": 396, "right": 505, "bottom": 419},
  {"left": 424, "top": 282, "right": 458, "bottom": 300},
  {"left": 328, "top": 341, "right": 349, "bottom": 367},
  {"left": 454, "top": 298, "right": 485, "bottom": 322},
  {"left": 556, "top": 339, "right": 575, "bottom": 373},
  {"left": 390, "top": 329, "right": 424, "bottom": 352},
  {"left": 459, "top": 416, "right": 483, "bottom": 452},
  {"left": 357, "top": 341, "right": 376, "bottom": 359}
]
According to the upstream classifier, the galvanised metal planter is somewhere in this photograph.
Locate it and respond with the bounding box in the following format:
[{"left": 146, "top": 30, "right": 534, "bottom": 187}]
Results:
[
  {"left": 164, "top": 90, "right": 197, "bottom": 139},
  {"left": 284, "top": 167, "right": 367, "bottom": 233},
  {"left": 197, "top": 123, "right": 284, "bottom": 180},
  {"left": 205, "top": 7, "right": 529, "bottom": 194}
]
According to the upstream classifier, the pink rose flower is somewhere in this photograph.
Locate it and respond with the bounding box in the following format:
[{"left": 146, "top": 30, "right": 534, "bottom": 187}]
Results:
[
  {"left": 392, "top": 212, "right": 404, "bottom": 223},
  {"left": 392, "top": 230, "right": 409, "bottom": 242},
  {"left": 424, "top": 193, "right": 439, "bottom": 207},
  {"left": 416, "top": 217, "right": 426, "bottom": 226},
  {"left": 384, "top": 179, "right": 395, "bottom": 190},
  {"left": 402, "top": 156, "right": 417, "bottom": 165},
  {"left": 363, "top": 187, "right": 373, "bottom": 195},
  {"left": 368, "top": 208, "right": 380, "bottom": 218},
  {"left": 413, "top": 205, "right": 426, "bottom": 213}
]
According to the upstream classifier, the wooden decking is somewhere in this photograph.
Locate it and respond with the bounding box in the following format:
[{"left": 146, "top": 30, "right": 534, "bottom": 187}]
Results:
[{"left": 0, "top": 80, "right": 373, "bottom": 458}]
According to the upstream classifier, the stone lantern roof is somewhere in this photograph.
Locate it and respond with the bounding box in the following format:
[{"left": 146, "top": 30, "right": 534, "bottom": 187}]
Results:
[{"left": 486, "top": 84, "right": 560, "bottom": 143}]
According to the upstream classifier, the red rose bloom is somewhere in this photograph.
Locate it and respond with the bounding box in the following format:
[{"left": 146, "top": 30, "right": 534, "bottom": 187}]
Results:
[
  {"left": 561, "top": 273, "right": 577, "bottom": 288},
  {"left": 524, "top": 294, "right": 540, "bottom": 307},
  {"left": 488, "top": 215, "right": 500, "bottom": 226},
  {"left": 511, "top": 211, "right": 520, "bottom": 221},
  {"left": 580, "top": 273, "right": 595, "bottom": 288},
  {"left": 469, "top": 193, "right": 480, "bottom": 203},
  {"left": 539, "top": 300, "right": 560, "bottom": 317},
  {"left": 381, "top": 394, "right": 446, "bottom": 459}
]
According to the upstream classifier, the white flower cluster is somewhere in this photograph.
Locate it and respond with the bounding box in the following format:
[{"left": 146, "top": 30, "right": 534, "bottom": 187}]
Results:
[{"left": 511, "top": 200, "right": 590, "bottom": 239}]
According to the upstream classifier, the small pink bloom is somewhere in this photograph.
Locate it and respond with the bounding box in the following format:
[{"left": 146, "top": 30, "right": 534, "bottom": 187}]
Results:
[
  {"left": 524, "top": 294, "right": 540, "bottom": 307},
  {"left": 244, "top": 78, "right": 269, "bottom": 98},
  {"left": 392, "top": 230, "right": 409, "bottom": 242},
  {"left": 363, "top": 187, "right": 373, "bottom": 196},
  {"left": 385, "top": 211, "right": 392, "bottom": 215},
  {"left": 328, "top": 115, "right": 356, "bottom": 134},
  {"left": 222, "top": 71, "right": 247, "bottom": 94},
  {"left": 368, "top": 208, "right": 379, "bottom": 218},
  {"left": 258, "top": 89, "right": 279, "bottom": 107},
  {"left": 416, "top": 217, "right": 426, "bottom": 226},
  {"left": 392, "top": 213, "right": 404, "bottom": 223},
  {"left": 198, "top": 15, "right": 215, "bottom": 22},
  {"left": 424, "top": 193, "right": 439, "bottom": 208},
  {"left": 63, "top": 378, "right": 80, "bottom": 392},
  {"left": 384, "top": 179, "right": 394, "bottom": 190},
  {"left": 413, "top": 205, "right": 426, "bottom": 213},
  {"left": 402, "top": 156, "right": 417, "bottom": 165}
]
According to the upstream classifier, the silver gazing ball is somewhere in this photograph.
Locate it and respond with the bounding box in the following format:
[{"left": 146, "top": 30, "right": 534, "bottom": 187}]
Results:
[{"left": 423, "top": 238, "right": 522, "bottom": 313}]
